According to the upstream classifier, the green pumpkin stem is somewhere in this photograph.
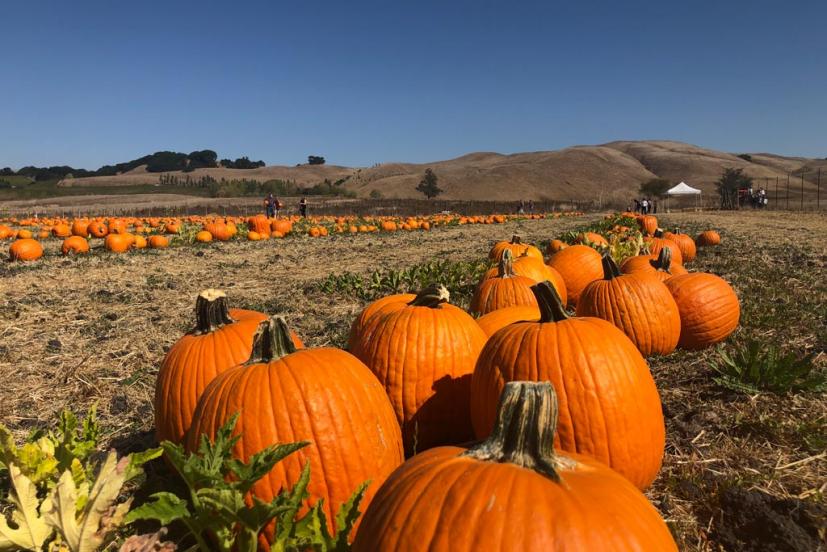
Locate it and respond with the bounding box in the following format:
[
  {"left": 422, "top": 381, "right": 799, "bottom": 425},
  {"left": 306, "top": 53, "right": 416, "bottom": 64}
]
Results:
[
  {"left": 601, "top": 253, "right": 621, "bottom": 280},
  {"left": 408, "top": 284, "right": 450, "bottom": 308},
  {"left": 247, "top": 316, "right": 296, "bottom": 364},
  {"left": 532, "top": 281, "right": 570, "bottom": 323},
  {"left": 461, "top": 381, "right": 569, "bottom": 482},
  {"left": 651, "top": 247, "right": 673, "bottom": 273},
  {"left": 194, "top": 289, "right": 236, "bottom": 334},
  {"left": 498, "top": 249, "right": 516, "bottom": 278}
]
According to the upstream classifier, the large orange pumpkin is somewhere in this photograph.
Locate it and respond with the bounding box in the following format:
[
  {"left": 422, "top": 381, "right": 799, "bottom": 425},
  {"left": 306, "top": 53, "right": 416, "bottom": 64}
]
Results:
[
  {"left": 663, "top": 228, "right": 696, "bottom": 262},
  {"left": 644, "top": 230, "right": 684, "bottom": 265},
  {"left": 576, "top": 254, "right": 681, "bottom": 357},
  {"left": 470, "top": 282, "right": 665, "bottom": 490},
  {"left": 9, "top": 238, "right": 43, "bottom": 261},
  {"left": 61, "top": 236, "right": 90, "bottom": 256},
  {"left": 546, "top": 244, "right": 603, "bottom": 308},
  {"left": 71, "top": 220, "right": 90, "bottom": 238},
  {"left": 204, "top": 222, "right": 231, "bottom": 241},
  {"left": 665, "top": 273, "right": 740, "bottom": 350},
  {"left": 51, "top": 223, "right": 72, "bottom": 238},
  {"left": 639, "top": 215, "right": 658, "bottom": 235},
  {"left": 481, "top": 255, "right": 567, "bottom": 305},
  {"left": 187, "top": 317, "right": 403, "bottom": 545},
  {"left": 620, "top": 247, "right": 688, "bottom": 282},
  {"left": 104, "top": 233, "right": 132, "bottom": 253},
  {"left": 88, "top": 221, "right": 108, "bottom": 238},
  {"left": 154, "top": 290, "right": 279, "bottom": 444},
  {"left": 476, "top": 304, "right": 541, "bottom": 337},
  {"left": 349, "top": 285, "right": 487, "bottom": 454},
  {"left": 148, "top": 235, "right": 169, "bottom": 249},
  {"left": 471, "top": 250, "right": 538, "bottom": 316},
  {"left": 353, "top": 382, "right": 677, "bottom": 552},
  {"left": 348, "top": 293, "right": 416, "bottom": 348}
]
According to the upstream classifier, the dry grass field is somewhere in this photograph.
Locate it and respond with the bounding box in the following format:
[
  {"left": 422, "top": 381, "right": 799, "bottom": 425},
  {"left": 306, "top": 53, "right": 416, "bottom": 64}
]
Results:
[{"left": 1, "top": 210, "right": 825, "bottom": 550}]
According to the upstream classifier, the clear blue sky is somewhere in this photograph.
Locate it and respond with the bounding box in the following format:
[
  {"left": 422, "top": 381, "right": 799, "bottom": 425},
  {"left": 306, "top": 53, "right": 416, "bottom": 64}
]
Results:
[{"left": 2, "top": 0, "right": 825, "bottom": 169}]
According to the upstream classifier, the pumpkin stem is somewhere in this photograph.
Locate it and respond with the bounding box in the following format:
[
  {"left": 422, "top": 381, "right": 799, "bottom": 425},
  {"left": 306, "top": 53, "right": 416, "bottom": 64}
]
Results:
[
  {"left": 532, "top": 281, "right": 569, "bottom": 323},
  {"left": 510, "top": 235, "right": 522, "bottom": 244},
  {"left": 408, "top": 284, "right": 450, "bottom": 308},
  {"left": 498, "top": 249, "right": 516, "bottom": 278},
  {"left": 601, "top": 253, "right": 621, "bottom": 280},
  {"left": 651, "top": 247, "right": 673, "bottom": 273},
  {"left": 247, "top": 316, "right": 296, "bottom": 364},
  {"left": 461, "top": 381, "right": 569, "bottom": 482},
  {"left": 653, "top": 229, "right": 664, "bottom": 238},
  {"left": 194, "top": 289, "right": 236, "bottom": 334}
]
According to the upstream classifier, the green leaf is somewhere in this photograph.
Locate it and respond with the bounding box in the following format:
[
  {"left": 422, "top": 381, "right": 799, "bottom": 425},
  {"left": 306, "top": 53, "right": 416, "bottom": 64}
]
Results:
[
  {"left": 333, "top": 481, "right": 369, "bottom": 549},
  {"left": 124, "top": 492, "right": 190, "bottom": 525},
  {"left": 124, "top": 447, "right": 163, "bottom": 481},
  {"left": 0, "top": 464, "right": 51, "bottom": 551}
]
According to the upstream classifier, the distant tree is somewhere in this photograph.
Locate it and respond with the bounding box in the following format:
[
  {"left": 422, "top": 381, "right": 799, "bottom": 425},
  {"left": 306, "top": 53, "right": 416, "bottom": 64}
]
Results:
[
  {"left": 185, "top": 150, "right": 219, "bottom": 171},
  {"left": 416, "top": 168, "right": 443, "bottom": 199},
  {"left": 716, "top": 167, "right": 753, "bottom": 210},
  {"left": 307, "top": 155, "right": 326, "bottom": 165},
  {"left": 638, "top": 178, "right": 672, "bottom": 198},
  {"left": 369, "top": 189, "right": 383, "bottom": 199},
  {"left": 0, "top": 167, "right": 13, "bottom": 176},
  {"left": 737, "top": 153, "right": 753, "bottom": 162}
]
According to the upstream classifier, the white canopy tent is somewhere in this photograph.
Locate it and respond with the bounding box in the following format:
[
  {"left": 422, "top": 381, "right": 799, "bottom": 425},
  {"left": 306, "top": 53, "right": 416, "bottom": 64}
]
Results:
[{"left": 665, "top": 181, "right": 702, "bottom": 210}]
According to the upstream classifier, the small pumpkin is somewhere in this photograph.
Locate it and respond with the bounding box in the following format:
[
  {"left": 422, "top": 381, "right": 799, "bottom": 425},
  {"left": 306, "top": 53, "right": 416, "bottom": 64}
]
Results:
[
  {"left": 9, "top": 238, "right": 43, "bottom": 261},
  {"left": 639, "top": 215, "right": 658, "bottom": 235},
  {"left": 148, "top": 235, "right": 169, "bottom": 249},
  {"left": 195, "top": 230, "right": 213, "bottom": 243},
  {"left": 104, "top": 233, "right": 132, "bottom": 253},
  {"left": 481, "top": 254, "right": 567, "bottom": 304},
  {"left": 349, "top": 285, "right": 487, "bottom": 454},
  {"left": 353, "top": 382, "right": 677, "bottom": 551},
  {"left": 665, "top": 273, "right": 740, "bottom": 350},
  {"left": 489, "top": 235, "right": 543, "bottom": 261},
  {"left": 546, "top": 239, "right": 568, "bottom": 254},
  {"left": 663, "top": 228, "right": 696, "bottom": 262},
  {"left": 696, "top": 230, "right": 721, "bottom": 246},
  {"left": 546, "top": 244, "right": 603, "bottom": 308},
  {"left": 88, "top": 221, "right": 108, "bottom": 238},
  {"left": 644, "top": 230, "right": 684, "bottom": 265},
  {"left": 471, "top": 250, "right": 538, "bottom": 315},
  {"left": 574, "top": 231, "right": 608, "bottom": 246},
  {"left": 576, "top": 254, "right": 681, "bottom": 356},
  {"left": 470, "top": 282, "right": 665, "bottom": 490}
]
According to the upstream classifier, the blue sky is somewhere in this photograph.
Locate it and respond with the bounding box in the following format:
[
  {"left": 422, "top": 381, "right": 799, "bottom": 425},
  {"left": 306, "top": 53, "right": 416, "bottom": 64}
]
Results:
[{"left": 2, "top": 0, "right": 825, "bottom": 169}]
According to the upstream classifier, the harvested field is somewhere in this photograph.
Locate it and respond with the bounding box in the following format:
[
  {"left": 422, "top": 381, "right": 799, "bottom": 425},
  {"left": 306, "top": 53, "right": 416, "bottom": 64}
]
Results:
[{"left": 0, "top": 210, "right": 825, "bottom": 550}]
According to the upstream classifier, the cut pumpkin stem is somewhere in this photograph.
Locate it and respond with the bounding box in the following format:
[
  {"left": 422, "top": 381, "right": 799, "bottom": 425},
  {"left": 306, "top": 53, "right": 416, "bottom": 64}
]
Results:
[
  {"left": 498, "top": 249, "right": 516, "bottom": 278},
  {"left": 247, "top": 316, "right": 297, "bottom": 363},
  {"left": 408, "top": 284, "right": 451, "bottom": 308},
  {"left": 601, "top": 253, "right": 622, "bottom": 280},
  {"left": 194, "top": 289, "right": 235, "bottom": 334},
  {"left": 531, "top": 281, "right": 570, "bottom": 323}
]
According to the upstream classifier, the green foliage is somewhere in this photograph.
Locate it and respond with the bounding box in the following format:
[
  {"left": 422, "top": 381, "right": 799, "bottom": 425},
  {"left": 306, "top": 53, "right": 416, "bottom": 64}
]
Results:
[
  {"left": 368, "top": 189, "right": 383, "bottom": 199},
  {"left": 316, "top": 258, "right": 490, "bottom": 309},
  {"left": 638, "top": 178, "right": 671, "bottom": 198},
  {"left": 737, "top": 153, "right": 753, "bottom": 162},
  {"left": 127, "top": 414, "right": 367, "bottom": 552},
  {"left": 716, "top": 167, "right": 753, "bottom": 210},
  {"left": 307, "top": 155, "right": 326, "bottom": 165},
  {"left": 416, "top": 168, "right": 442, "bottom": 199},
  {"left": 712, "top": 339, "right": 825, "bottom": 394}
]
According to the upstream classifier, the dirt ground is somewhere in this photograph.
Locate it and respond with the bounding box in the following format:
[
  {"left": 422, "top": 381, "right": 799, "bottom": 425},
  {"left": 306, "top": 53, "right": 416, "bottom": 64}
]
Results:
[{"left": 0, "top": 210, "right": 825, "bottom": 550}]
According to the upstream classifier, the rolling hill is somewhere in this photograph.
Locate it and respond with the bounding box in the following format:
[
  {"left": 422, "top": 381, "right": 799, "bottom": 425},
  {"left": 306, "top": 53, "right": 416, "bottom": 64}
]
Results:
[{"left": 53, "top": 140, "right": 824, "bottom": 205}]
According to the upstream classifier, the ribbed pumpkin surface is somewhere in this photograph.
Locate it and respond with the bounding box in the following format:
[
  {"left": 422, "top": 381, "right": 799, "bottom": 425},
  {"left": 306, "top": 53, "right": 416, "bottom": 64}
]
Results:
[{"left": 666, "top": 273, "right": 740, "bottom": 350}]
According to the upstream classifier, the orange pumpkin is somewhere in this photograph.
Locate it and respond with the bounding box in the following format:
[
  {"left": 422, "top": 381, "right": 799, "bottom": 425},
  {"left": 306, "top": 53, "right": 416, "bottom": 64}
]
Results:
[
  {"left": 187, "top": 317, "right": 403, "bottom": 545},
  {"left": 349, "top": 285, "right": 487, "bottom": 454},
  {"left": 354, "top": 382, "right": 677, "bottom": 552},
  {"left": 489, "top": 235, "right": 543, "bottom": 261},
  {"left": 9, "top": 238, "right": 43, "bottom": 261},
  {"left": 665, "top": 273, "right": 740, "bottom": 350},
  {"left": 481, "top": 255, "right": 568, "bottom": 304},
  {"left": 88, "top": 221, "right": 108, "bottom": 238},
  {"left": 644, "top": 231, "right": 684, "bottom": 265},
  {"left": 696, "top": 230, "right": 721, "bottom": 246},
  {"left": 470, "top": 282, "right": 665, "bottom": 490},
  {"left": 61, "top": 236, "right": 90, "bottom": 255},
  {"left": 471, "top": 250, "right": 538, "bottom": 315},
  {"left": 195, "top": 230, "right": 213, "bottom": 243},
  {"left": 576, "top": 254, "right": 681, "bottom": 356},
  {"left": 546, "top": 239, "right": 568, "bottom": 254},
  {"left": 51, "top": 223, "right": 72, "bottom": 238},
  {"left": 546, "top": 244, "right": 603, "bottom": 308},
  {"left": 620, "top": 248, "right": 688, "bottom": 282},
  {"left": 639, "top": 215, "right": 658, "bottom": 235},
  {"left": 104, "top": 233, "right": 131, "bottom": 253},
  {"left": 663, "top": 229, "right": 696, "bottom": 262},
  {"left": 476, "top": 304, "right": 541, "bottom": 337}
]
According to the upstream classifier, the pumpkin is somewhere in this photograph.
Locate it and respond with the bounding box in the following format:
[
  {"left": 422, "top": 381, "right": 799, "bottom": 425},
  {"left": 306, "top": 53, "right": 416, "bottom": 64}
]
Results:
[
  {"left": 348, "top": 293, "right": 416, "bottom": 348},
  {"left": 16, "top": 229, "right": 33, "bottom": 239},
  {"left": 482, "top": 254, "right": 567, "bottom": 301},
  {"left": 88, "top": 221, "right": 108, "bottom": 238},
  {"left": 164, "top": 223, "right": 180, "bottom": 234},
  {"left": 663, "top": 228, "right": 696, "bottom": 262},
  {"left": 187, "top": 316, "right": 403, "bottom": 545},
  {"left": 644, "top": 230, "right": 684, "bottom": 265},
  {"left": 576, "top": 254, "right": 681, "bottom": 356},
  {"left": 574, "top": 231, "right": 608, "bottom": 246},
  {"left": 639, "top": 215, "right": 658, "bottom": 235},
  {"left": 104, "top": 233, "right": 131, "bottom": 253},
  {"left": 470, "top": 250, "right": 538, "bottom": 315},
  {"left": 665, "top": 273, "right": 740, "bottom": 350},
  {"left": 271, "top": 219, "right": 293, "bottom": 234},
  {"left": 546, "top": 239, "right": 568, "bottom": 254},
  {"left": 545, "top": 244, "right": 603, "bottom": 308},
  {"left": 108, "top": 220, "right": 128, "bottom": 234},
  {"left": 148, "top": 235, "right": 169, "bottom": 249},
  {"left": 353, "top": 382, "right": 677, "bottom": 552},
  {"left": 61, "top": 236, "right": 90, "bottom": 255},
  {"left": 489, "top": 235, "right": 543, "bottom": 261},
  {"left": 195, "top": 230, "right": 213, "bottom": 243},
  {"left": 132, "top": 235, "right": 147, "bottom": 249},
  {"left": 476, "top": 304, "right": 541, "bottom": 337},
  {"left": 51, "top": 223, "right": 72, "bottom": 238},
  {"left": 204, "top": 222, "right": 231, "bottom": 241},
  {"left": 470, "top": 282, "right": 665, "bottom": 490},
  {"left": 248, "top": 215, "right": 271, "bottom": 235},
  {"left": 247, "top": 231, "right": 261, "bottom": 241},
  {"left": 696, "top": 230, "right": 721, "bottom": 246},
  {"left": 9, "top": 238, "right": 43, "bottom": 261},
  {"left": 349, "top": 285, "right": 487, "bottom": 454},
  {"left": 620, "top": 247, "right": 688, "bottom": 282},
  {"left": 155, "top": 290, "right": 293, "bottom": 444}
]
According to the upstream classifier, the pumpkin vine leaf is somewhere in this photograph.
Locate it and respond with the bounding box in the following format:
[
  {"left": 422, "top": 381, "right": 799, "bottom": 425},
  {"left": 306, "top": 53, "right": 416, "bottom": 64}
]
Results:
[{"left": 128, "top": 415, "right": 367, "bottom": 552}]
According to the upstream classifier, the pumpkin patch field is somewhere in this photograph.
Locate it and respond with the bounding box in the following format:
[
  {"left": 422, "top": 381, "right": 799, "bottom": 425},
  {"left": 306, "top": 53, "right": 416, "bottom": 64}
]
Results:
[{"left": 0, "top": 209, "right": 824, "bottom": 551}]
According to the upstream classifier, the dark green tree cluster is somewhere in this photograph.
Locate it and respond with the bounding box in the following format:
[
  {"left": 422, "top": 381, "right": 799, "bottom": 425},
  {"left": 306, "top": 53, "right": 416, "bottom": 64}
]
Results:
[
  {"left": 307, "top": 155, "right": 326, "bottom": 165},
  {"left": 220, "top": 156, "right": 266, "bottom": 169},
  {"left": 638, "top": 178, "right": 672, "bottom": 198},
  {"left": 716, "top": 167, "right": 754, "bottom": 209},
  {"left": 416, "top": 168, "right": 443, "bottom": 199}
]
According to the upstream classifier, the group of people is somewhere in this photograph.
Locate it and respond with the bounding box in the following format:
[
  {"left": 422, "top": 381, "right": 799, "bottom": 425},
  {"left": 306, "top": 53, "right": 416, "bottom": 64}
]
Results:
[
  {"left": 264, "top": 194, "right": 307, "bottom": 218},
  {"left": 743, "top": 186, "right": 769, "bottom": 208},
  {"left": 632, "top": 198, "right": 658, "bottom": 214},
  {"left": 517, "top": 199, "right": 535, "bottom": 214}
]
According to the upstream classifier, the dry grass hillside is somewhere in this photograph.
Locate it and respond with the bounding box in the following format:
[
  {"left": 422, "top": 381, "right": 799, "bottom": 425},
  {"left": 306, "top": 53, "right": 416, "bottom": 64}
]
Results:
[{"left": 55, "top": 141, "right": 825, "bottom": 204}]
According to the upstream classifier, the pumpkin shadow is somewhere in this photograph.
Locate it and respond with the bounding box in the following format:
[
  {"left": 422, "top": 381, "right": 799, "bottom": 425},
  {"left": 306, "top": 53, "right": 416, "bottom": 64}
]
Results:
[{"left": 405, "top": 374, "right": 474, "bottom": 457}]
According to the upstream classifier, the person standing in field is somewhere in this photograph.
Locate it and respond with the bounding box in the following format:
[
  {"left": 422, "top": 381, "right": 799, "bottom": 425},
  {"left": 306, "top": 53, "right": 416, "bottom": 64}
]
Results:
[
  {"left": 265, "top": 193, "right": 276, "bottom": 218},
  {"left": 299, "top": 197, "right": 308, "bottom": 218},
  {"left": 274, "top": 196, "right": 282, "bottom": 217}
]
